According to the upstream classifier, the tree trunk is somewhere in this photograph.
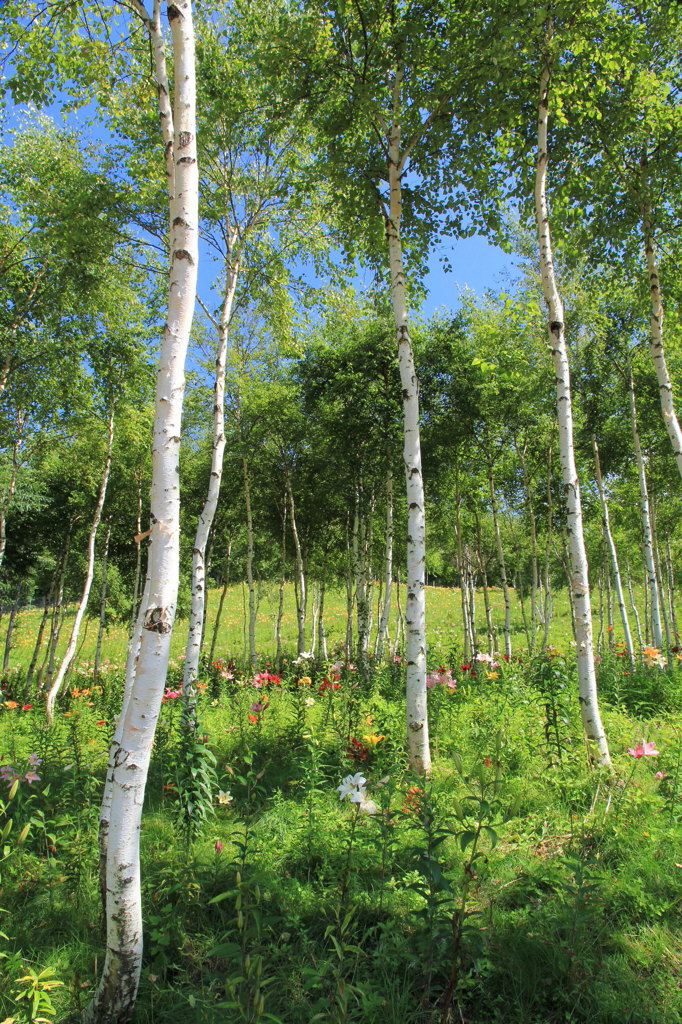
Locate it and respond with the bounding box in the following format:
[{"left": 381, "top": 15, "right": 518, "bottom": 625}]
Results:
[
  {"left": 487, "top": 460, "right": 512, "bottom": 658},
  {"left": 38, "top": 523, "right": 74, "bottom": 691},
  {"left": 625, "top": 558, "right": 643, "bottom": 653},
  {"left": 374, "top": 466, "right": 393, "bottom": 659},
  {"left": 242, "top": 453, "right": 257, "bottom": 667},
  {"left": 130, "top": 479, "right": 144, "bottom": 635},
  {"left": 641, "top": 200, "right": 682, "bottom": 478},
  {"left": 94, "top": 522, "right": 112, "bottom": 678},
  {"left": 182, "top": 252, "right": 239, "bottom": 711},
  {"left": 208, "top": 534, "right": 231, "bottom": 668},
  {"left": 474, "top": 511, "right": 495, "bottom": 656},
  {"left": 592, "top": 436, "right": 634, "bottom": 666},
  {"left": 85, "top": 3, "right": 198, "bottom": 1020},
  {"left": 317, "top": 543, "right": 328, "bottom": 661},
  {"left": 2, "top": 584, "right": 21, "bottom": 674},
  {"left": 27, "top": 591, "right": 52, "bottom": 690},
  {"left": 275, "top": 505, "right": 286, "bottom": 668},
  {"left": 285, "top": 471, "right": 306, "bottom": 656},
  {"left": 541, "top": 444, "right": 554, "bottom": 652},
  {"left": 534, "top": 51, "right": 610, "bottom": 766},
  {"left": 628, "top": 370, "right": 662, "bottom": 649},
  {"left": 385, "top": 70, "right": 429, "bottom": 773},
  {"left": 0, "top": 416, "right": 23, "bottom": 571},
  {"left": 665, "top": 537, "right": 679, "bottom": 644},
  {"left": 46, "top": 404, "right": 115, "bottom": 722}
]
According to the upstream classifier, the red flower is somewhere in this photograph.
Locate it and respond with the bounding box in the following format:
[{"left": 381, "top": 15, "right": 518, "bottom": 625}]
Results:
[
  {"left": 483, "top": 757, "right": 492, "bottom": 767},
  {"left": 21, "top": 704, "right": 32, "bottom": 711},
  {"left": 346, "top": 737, "right": 369, "bottom": 762},
  {"left": 96, "top": 720, "right": 106, "bottom": 726},
  {"left": 460, "top": 664, "right": 470, "bottom": 672},
  {"left": 247, "top": 713, "right": 258, "bottom": 723}
]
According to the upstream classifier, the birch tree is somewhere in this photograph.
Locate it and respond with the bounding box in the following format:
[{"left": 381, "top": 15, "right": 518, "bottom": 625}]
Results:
[
  {"left": 85, "top": 2, "right": 199, "bottom": 1020},
  {"left": 533, "top": 24, "right": 611, "bottom": 767}
]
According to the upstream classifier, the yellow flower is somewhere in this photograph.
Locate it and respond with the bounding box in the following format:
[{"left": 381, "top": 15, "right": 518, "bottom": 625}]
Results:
[
  {"left": 362, "top": 733, "right": 385, "bottom": 746},
  {"left": 297, "top": 676, "right": 312, "bottom": 686},
  {"left": 643, "top": 646, "right": 660, "bottom": 658},
  {"left": 485, "top": 671, "right": 499, "bottom": 680}
]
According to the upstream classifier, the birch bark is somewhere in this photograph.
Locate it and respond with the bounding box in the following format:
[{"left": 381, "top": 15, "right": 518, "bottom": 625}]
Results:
[
  {"left": 641, "top": 199, "right": 682, "bottom": 479},
  {"left": 386, "top": 67, "right": 430, "bottom": 773},
  {"left": 534, "top": 54, "right": 611, "bottom": 767},
  {"left": 85, "top": 3, "right": 198, "bottom": 1020},
  {"left": 46, "top": 404, "right": 115, "bottom": 722}
]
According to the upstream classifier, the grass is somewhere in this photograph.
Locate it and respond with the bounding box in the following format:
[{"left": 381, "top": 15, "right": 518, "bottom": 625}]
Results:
[{"left": 0, "top": 585, "right": 681, "bottom": 1024}]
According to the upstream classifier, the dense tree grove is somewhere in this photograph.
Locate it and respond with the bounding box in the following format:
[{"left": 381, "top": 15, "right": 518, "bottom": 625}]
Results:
[{"left": 0, "top": 2, "right": 680, "bottom": 1023}]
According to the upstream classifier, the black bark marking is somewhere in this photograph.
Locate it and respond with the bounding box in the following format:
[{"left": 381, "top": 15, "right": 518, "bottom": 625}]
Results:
[
  {"left": 167, "top": 4, "right": 181, "bottom": 21},
  {"left": 173, "top": 249, "right": 194, "bottom": 264},
  {"left": 177, "top": 156, "right": 196, "bottom": 165},
  {"left": 172, "top": 216, "right": 187, "bottom": 228},
  {"left": 179, "top": 130, "right": 192, "bottom": 148},
  {"left": 550, "top": 320, "right": 563, "bottom": 334},
  {"left": 143, "top": 606, "right": 172, "bottom": 634}
]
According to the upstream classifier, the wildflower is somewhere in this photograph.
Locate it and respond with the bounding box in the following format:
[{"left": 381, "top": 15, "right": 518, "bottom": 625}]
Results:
[
  {"left": 401, "top": 785, "right": 423, "bottom": 814},
  {"left": 304, "top": 697, "right": 315, "bottom": 706},
  {"left": 460, "top": 664, "right": 470, "bottom": 672},
  {"left": 485, "top": 671, "right": 499, "bottom": 680},
  {"left": 24, "top": 771, "right": 40, "bottom": 784},
  {"left": 362, "top": 733, "right": 385, "bottom": 746},
  {"left": 483, "top": 757, "right": 492, "bottom": 767},
  {"left": 214, "top": 840, "right": 224, "bottom": 854},
  {"left": 21, "top": 704, "right": 32, "bottom": 711},
  {"left": 346, "top": 737, "right": 369, "bottom": 762},
  {"left": 654, "top": 771, "right": 668, "bottom": 779},
  {"left": 298, "top": 676, "right": 312, "bottom": 686},
  {"left": 318, "top": 677, "right": 341, "bottom": 693},
  {"left": 161, "top": 688, "right": 181, "bottom": 703},
  {"left": 217, "top": 790, "right": 233, "bottom": 805},
  {"left": 96, "top": 720, "right": 106, "bottom": 726},
  {"left": 627, "top": 741, "right": 659, "bottom": 758},
  {"left": 27, "top": 754, "right": 41, "bottom": 766},
  {"left": 3, "top": 700, "right": 18, "bottom": 709},
  {"left": 336, "top": 772, "right": 367, "bottom": 801},
  {"left": 196, "top": 681, "right": 207, "bottom": 692},
  {"left": 249, "top": 701, "right": 266, "bottom": 713},
  {"left": 247, "top": 714, "right": 259, "bottom": 723}
]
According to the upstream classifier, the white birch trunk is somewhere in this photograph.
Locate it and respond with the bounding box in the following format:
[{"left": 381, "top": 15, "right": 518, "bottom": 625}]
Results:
[
  {"left": 534, "top": 57, "right": 611, "bottom": 767},
  {"left": 592, "top": 436, "right": 634, "bottom": 667},
  {"left": 641, "top": 204, "right": 682, "bottom": 478},
  {"left": 386, "top": 70, "right": 430, "bottom": 773},
  {"left": 183, "top": 255, "right": 238, "bottom": 704},
  {"left": 628, "top": 371, "right": 662, "bottom": 649},
  {"left": 85, "top": 3, "right": 198, "bottom": 1020},
  {"left": 46, "top": 404, "right": 115, "bottom": 721}
]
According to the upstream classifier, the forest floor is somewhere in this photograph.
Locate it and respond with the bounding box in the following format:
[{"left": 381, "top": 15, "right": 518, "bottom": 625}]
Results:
[{"left": 0, "top": 585, "right": 681, "bottom": 1024}]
